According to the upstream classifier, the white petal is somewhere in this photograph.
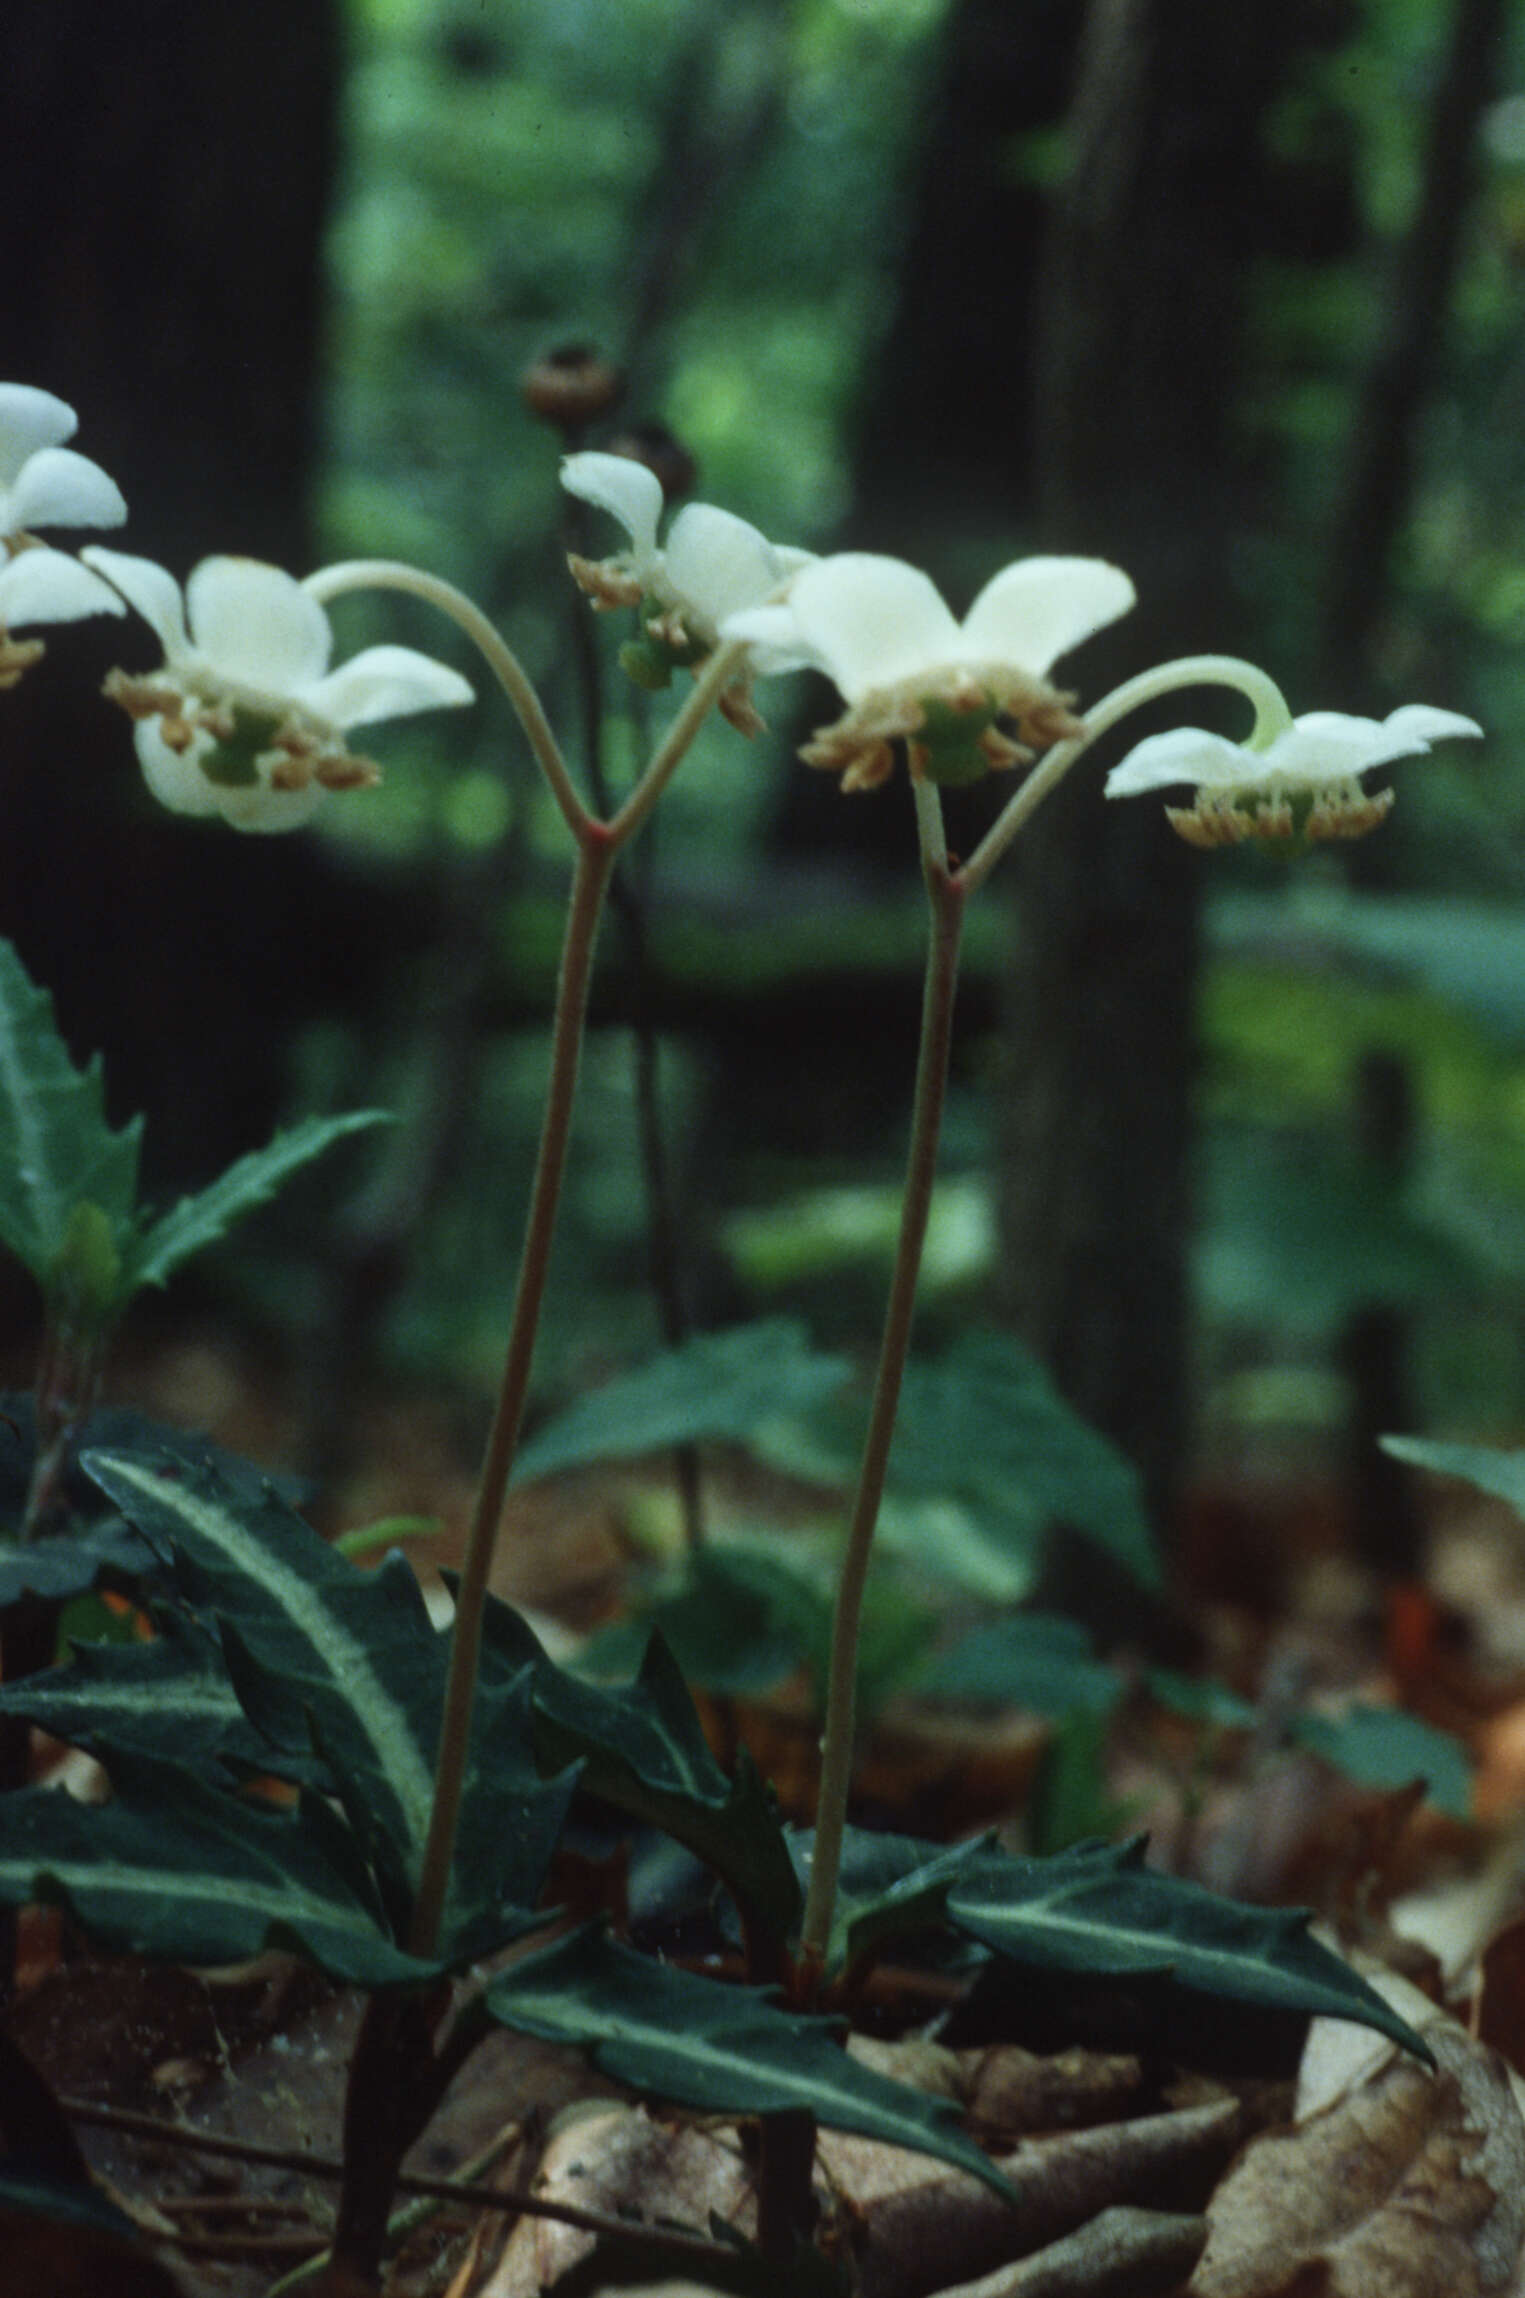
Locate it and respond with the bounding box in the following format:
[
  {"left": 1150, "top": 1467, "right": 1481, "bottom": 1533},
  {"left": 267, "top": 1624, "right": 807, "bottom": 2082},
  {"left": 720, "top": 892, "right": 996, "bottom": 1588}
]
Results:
[
  {"left": 663, "top": 504, "right": 792, "bottom": 629},
  {"left": 1381, "top": 704, "right": 1483, "bottom": 747},
  {"left": 772, "top": 554, "right": 963, "bottom": 701},
  {"left": 7, "top": 447, "right": 127, "bottom": 535},
  {"left": 213, "top": 780, "right": 326, "bottom": 834},
  {"left": 560, "top": 451, "right": 663, "bottom": 568},
  {"left": 0, "top": 385, "right": 77, "bottom": 484},
  {"left": 135, "top": 725, "right": 223, "bottom": 818},
  {"left": 186, "top": 558, "right": 332, "bottom": 689},
  {"left": 719, "top": 599, "right": 819, "bottom": 677},
  {"left": 1259, "top": 713, "right": 1407, "bottom": 782},
  {"left": 1104, "top": 727, "right": 1252, "bottom": 796},
  {"left": 960, "top": 556, "right": 1136, "bottom": 673},
  {"left": 0, "top": 547, "right": 127, "bottom": 627},
  {"left": 305, "top": 644, "right": 475, "bottom": 729},
  {"left": 81, "top": 548, "right": 191, "bottom": 658}
]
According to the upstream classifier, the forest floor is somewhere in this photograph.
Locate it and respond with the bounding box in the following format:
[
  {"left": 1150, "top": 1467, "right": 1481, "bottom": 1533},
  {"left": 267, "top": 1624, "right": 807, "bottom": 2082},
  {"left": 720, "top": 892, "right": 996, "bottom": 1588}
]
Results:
[{"left": 7, "top": 1310, "right": 1525, "bottom": 2298}]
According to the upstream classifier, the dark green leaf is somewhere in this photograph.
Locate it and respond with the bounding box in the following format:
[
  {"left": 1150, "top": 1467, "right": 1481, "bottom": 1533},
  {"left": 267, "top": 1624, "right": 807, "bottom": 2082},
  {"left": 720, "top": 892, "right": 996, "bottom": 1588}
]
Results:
[
  {"left": 822, "top": 1829, "right": 995, "bottom": 1973},
  {"left": 1380, "top": 1434, "right": 1525, "bottom": 1524},
  {"left": 1292, "top": 1705, "right": 1473, "bottom": 1820},
  {"left": 0, "top": 940, "right": 141, "bottom": 1286},
  {"left": 80, "top": 1447, "right": 570, "bottom": 1961},
  {"left": 0, "top": 1609, "right": 246, "bottom": 1770},
  {"left": 510, "top": 1320, "right": 850, "bottom": 1486},
  {"left": 483, "top": 1926, "right": 1014, "bottom": 2199},
  {"left": 0, "top": 1750, "right": 437, "bottom": 1986},
  {"left": 947, "top": 1839, "right": 1428, "bottom": 2056},
  {"left": 532, "top": 1631, "right": 802, "bottom": 1942},
  {"left": 0, "top": 1519, "right": 154, "bottom": 1609},
  {"left": 121, "top": 1112, "right": 390, "bottom": 1293}
]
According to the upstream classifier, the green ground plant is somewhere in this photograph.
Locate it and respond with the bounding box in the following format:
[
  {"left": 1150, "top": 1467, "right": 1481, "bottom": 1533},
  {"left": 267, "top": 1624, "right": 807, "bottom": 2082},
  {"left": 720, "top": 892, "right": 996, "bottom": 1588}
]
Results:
[{"left": 0, "top": 377, "right": 1476, "bottom": 2292}]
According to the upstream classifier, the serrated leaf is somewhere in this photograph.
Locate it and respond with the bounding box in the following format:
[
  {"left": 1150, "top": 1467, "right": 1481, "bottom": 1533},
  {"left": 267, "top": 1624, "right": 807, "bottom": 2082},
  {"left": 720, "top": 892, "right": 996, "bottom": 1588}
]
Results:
[
  {"left": 120, "top": 1111, "right": 389, "bottom": 1293},
  {"left": 946, "top": 1839, "right": 1428, "bottom": 2056},
  {"left": 0, "top": 940, "right": 141, "bottom": 1284},
  {"left": 483, "top": 1925, "right": 1015, "bottom": 2199},
  {"left": 83, "top": 1449, "right": 440, "bottom": 1905},
  {"left": 0, "top": 1518, "right": 155, "bottom": 1609},
  {"left": 0, "top": 1607, "right": 259, "bottom": 1777},
  {"left": 0, "top": 1750, "right": 437, "bottom": 1986},
  {"left": 579, "top": 1542, "right": 830, "bottom": 1697},
  {"left": 1380, "top": 1434, "right": 1525, "bottom": 1524},
  {"left": 531, "top": 1631, "right": 802, "bottom": 1942},
  {"left": 510, "top": 1320, "right": 851, "bottom": 1487},
  {"left": 802, "top": 1827, "right": 994, "bottom": 1973},
  {"left": 79, "top": 1447, "right": 571, "bottom": 1961},
  {"left": 1293, "top": 1705, "right": 1473, "bottom": 1820}
]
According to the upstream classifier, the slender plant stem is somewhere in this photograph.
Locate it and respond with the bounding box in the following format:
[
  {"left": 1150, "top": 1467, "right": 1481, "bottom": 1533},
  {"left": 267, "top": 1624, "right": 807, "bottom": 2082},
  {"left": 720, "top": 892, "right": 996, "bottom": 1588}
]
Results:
[
  {"left": 303, "top": 558, "right": 590, "bottom": 836},
  {"left": 960, "top": 653, "right": 1291, "bottom": 894},
  {"left": 401, "top": 645, "right": 742, "bottom": 1957},
  {"left": 608, "top": 638, "right": 750, "bottom": 845},
  {"left": 408, "top": 827, "right": 615, "bottom": 1957},
  {"left": 800, "top": 781, "right": 964, "bottom": 1969}
]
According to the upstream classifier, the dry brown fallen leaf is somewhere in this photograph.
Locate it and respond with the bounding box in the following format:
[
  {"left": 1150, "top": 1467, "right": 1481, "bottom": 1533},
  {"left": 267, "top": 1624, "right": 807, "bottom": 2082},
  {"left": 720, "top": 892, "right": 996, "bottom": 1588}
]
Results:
[
  {"left": 1190, "top": 1972, "right": 1525, "bottom": 2298},
  {"left": 477, "top": 2092, "right": 1241, "bottom": 2298}
]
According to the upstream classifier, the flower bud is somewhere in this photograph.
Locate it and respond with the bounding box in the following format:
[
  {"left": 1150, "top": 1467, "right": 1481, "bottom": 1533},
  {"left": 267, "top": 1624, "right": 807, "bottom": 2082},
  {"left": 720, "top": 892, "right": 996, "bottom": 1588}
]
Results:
[{"left": 521, "top": 344, "right": 623, "bottom": 434}]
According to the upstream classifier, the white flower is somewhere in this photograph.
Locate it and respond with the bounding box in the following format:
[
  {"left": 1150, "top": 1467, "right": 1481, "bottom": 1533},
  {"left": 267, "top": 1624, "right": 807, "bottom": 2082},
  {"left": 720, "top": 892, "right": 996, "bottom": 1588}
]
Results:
[
  {"left": 82, "top": 550, "right": 474, "bottom": 833},
  {"left": 723, "top": 550, "right": 1135, "bottom": 790},
  {"left": 1103, "top": 704, "right": 1483, "bottom": 849},
  {"left": 0, "top": 384, "right": 128, "bottom": 684},
  {"left": 560, "top": 450, "right": 813, "bottom": 729}
]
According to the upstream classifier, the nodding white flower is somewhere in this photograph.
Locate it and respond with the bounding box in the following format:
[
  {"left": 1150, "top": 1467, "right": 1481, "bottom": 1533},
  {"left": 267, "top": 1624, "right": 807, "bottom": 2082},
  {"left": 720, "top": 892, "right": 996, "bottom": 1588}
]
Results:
[
  {"left": 1104, "top": 704, "right": 1483, "bottom": 850},
  {"left": 82, "top": 550, "right": 474, "bottom": 833},
  {"left": 560, "top": 450, "right": 813, "bottom": 731},
  {"left": 723, "top": 550, "right": 1135, "bottom": 791},
  {"left": 0, "top": 384, "right": 128, "bottom": 685}
]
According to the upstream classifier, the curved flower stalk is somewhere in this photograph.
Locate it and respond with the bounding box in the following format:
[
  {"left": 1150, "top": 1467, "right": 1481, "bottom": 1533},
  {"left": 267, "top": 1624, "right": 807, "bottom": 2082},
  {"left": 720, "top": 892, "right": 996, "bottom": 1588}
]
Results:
[
  {"left": 0, "top": 384, "right": 128, "bottom": 684},
  {"left": 725, "top": 549, "right": 1135, "bottom": 789},
  {"left": 1104, "top": 702, "right": 1483, "bottom": 850},
  {"left": 83, "top": 550, "right": 474, "bottom": 832},
  {"left": 561, "top": 449, "right": 813, "bottom": 730}
]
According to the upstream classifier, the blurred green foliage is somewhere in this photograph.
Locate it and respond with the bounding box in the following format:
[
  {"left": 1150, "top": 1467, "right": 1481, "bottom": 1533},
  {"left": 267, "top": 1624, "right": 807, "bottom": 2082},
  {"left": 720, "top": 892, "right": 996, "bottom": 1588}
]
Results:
[{"left": 266, "top": 0, "right": 1525, "bottom": 1464}]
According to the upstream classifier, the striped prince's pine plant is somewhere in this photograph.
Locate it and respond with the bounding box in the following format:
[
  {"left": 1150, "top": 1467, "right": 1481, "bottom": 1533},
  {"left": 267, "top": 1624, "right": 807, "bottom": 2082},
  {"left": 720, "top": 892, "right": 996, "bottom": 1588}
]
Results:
[{"left": 0, "top": 371, "right": 1476, "bottom": 2291}]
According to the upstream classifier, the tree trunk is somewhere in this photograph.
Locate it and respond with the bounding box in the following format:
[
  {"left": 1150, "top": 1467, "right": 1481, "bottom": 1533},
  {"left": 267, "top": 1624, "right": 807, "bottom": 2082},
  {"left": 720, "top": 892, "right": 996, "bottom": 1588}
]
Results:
[
  {"left": 0, "top": 1, "right": 357, "bottom": 1185},
  {"left": 1003, "top": 0, "right": 1310, "bottom": 1575}
]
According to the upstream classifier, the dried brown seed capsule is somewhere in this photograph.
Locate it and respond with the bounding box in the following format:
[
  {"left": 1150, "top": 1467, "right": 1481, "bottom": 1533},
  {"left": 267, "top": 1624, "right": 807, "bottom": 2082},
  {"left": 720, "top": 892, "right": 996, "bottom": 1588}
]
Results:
[{"left": 521, "top": 344, "right": 624, "bottom": 432}]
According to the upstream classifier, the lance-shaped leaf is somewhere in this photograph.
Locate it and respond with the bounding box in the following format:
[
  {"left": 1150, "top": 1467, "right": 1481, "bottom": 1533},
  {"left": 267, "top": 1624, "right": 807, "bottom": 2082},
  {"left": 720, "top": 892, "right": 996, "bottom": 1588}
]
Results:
[
  {"left": 791, "top": 1827, "right": 995, "bottom": 1977},
  {"left": 80, "top": 1448, "right": 571, "bottom": 1961},
  {"left": 510, "top": 1319, "right": 851, "bottom": 1486},
  {"left": 83, "top": 1448, "right": 440, "bottom": 1916},
  {"left": 119, "top": 1111, "right": 389, "bottom": 1294},
  {"left": 946, "top": 1839, "right": 1428, "bottom": 2057},
  {"left": 0, "top": 1607, "right": 248, "bottom": 1773},
  {"left": 531, "top": 1630, "right": 802, "bottom": 1942},
  {"left": 0, "top": 1519, "right": 155, "bottom": 1610},
  {"left": 0, "top": 940, "right": 141, "bottom": 1285},
  {"left": 1380, "top": 1434, "right": 1525, "bottom": 1524},
  {"left": 482, "top": 1926, "right": 1015, "bottom": 2199},
  {"left": 0, "top": 1749, "right": 438, "bottom": 1986}
]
